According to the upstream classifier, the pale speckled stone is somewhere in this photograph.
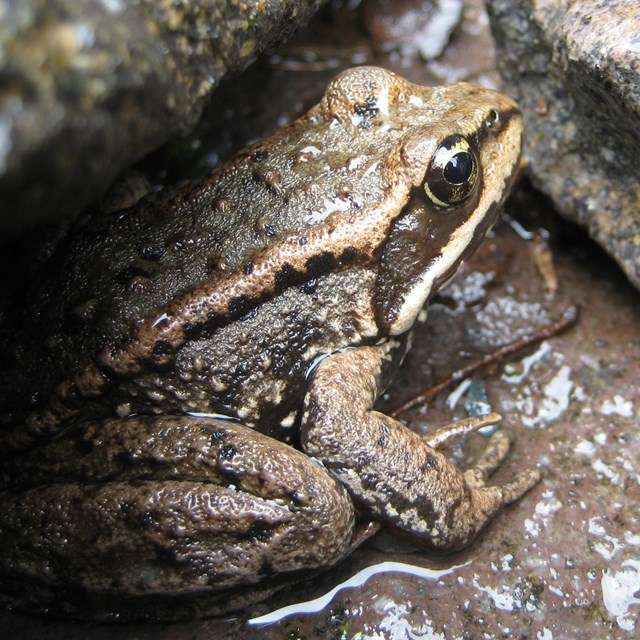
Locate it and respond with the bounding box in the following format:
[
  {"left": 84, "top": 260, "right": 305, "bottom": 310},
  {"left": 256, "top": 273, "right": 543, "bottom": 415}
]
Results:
[{"left": 486, "top": 0, "right": 640, "bottom": 290}]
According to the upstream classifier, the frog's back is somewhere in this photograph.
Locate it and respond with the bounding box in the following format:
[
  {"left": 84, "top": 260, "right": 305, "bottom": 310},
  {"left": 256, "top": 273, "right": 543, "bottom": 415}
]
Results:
[{"left": 0, "top": 68, "right": 424, "bottom": 451}]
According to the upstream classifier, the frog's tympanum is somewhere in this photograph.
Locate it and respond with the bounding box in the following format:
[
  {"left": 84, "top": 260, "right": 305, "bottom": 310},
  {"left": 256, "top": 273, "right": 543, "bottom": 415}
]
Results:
[{"left": 0, "top": 67, "right": 539, "bottom": 621}]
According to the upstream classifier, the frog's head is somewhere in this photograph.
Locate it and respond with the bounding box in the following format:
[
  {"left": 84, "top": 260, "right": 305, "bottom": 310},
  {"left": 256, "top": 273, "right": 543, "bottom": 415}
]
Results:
[{"left": 373, "top": 81, "right": 523, "bottom": 336}]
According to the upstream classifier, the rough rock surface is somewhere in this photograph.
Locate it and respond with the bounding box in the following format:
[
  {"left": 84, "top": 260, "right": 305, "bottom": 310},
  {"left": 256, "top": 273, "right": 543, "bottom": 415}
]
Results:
[
  {"left": 486, "top": 0, "right": 640, "bottom": 291},
  {"left": 0, "top": 0, "right": 324, "bottom": 233}
]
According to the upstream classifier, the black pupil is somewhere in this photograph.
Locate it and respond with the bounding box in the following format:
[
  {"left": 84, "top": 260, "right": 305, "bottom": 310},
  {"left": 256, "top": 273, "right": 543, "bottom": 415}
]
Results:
[{"left": 443, "top": 152, "right": 473, "bottom": 184}]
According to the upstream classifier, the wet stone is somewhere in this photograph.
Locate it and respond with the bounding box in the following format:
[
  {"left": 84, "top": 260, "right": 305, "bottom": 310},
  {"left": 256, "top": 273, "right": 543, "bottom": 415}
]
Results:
[
  {"left": 0, "top": 0, "right": 325, "bottom": 234},
  {"left": 486, "top": 0, "right": 640, "bottom": 291}
]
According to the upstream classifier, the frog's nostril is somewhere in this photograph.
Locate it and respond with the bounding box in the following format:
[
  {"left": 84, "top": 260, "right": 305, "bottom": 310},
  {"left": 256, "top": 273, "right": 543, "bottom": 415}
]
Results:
[{"left": 485, "top": 109, "right": 501, "bottom": 128}]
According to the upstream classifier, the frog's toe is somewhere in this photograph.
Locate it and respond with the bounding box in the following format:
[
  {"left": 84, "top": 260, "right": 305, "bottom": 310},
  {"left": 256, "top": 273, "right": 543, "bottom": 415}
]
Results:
[
  {"left": 463, "top": 428, "right": 541, "bottom": 502},
  {"left": 496, "top": 467, "right": 543, "bottom": 504},
  {"left": 424, "top": 413, "right": 502, "bottom": 449},
  {"left": 463, "top": 428, "right": 514, "bottom": 486}
]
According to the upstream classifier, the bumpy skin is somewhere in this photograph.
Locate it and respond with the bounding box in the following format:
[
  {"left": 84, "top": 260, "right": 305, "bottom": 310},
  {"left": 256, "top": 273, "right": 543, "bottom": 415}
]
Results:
[{"left": 0, "top": 67, "right": 537, "bottom": 621}]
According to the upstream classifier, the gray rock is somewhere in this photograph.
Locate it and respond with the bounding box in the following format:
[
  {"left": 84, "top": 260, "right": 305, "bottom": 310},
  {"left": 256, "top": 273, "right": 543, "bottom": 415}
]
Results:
[
  {"left": 0, "top": 0, "right": 324, "bottom": 233},
  {"left": 362, "top": 0, "right": 463, "bottom": 63},
  {"left": 486, "top": 0, "right": 640, "bottom": 290}
]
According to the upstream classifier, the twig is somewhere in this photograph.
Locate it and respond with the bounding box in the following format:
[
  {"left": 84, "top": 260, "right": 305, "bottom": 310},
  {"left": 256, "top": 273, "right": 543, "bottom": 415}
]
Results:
[{"left": 390, "top": 305, "right": 580, "bottom": 418}]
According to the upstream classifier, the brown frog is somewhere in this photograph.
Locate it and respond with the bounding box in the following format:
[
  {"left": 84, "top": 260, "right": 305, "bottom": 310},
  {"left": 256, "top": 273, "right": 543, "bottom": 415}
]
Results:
[{"left": 0, "top": 66, "right": 539, "bottom": 621}]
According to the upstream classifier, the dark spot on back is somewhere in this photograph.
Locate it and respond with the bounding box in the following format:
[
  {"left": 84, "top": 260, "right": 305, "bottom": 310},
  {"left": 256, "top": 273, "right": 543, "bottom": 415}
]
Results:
[
  {"left": 182, "top": 322, "right": 196, "bottom": 340},
  {"left": 114, "top": 264, "right": 149, "bottom": 286},
  {"left": 151, "top": 339, "right": 173, "bottom": 362},
  {"left": 258, "top": 557, "right": 275, "bottom": 576},
  {"left": 65, "top": 303, "right": 93, "bottom": 332},
  {"left": 119, "top": 500, "right": 136, "bottom": 516},
  {"left": 354, "top": 95, "right": 379, "bottom": 128},
  {"left": 420, "top": 459, "right": 436, "bottom": 473},
  {"left": 202, "top": 311, "right": 226, "bottom": 336},
  {"left": 73, "top": 434, "right": 95, "bottom": 455},
  {"left": 275, "top": 262, "right": 303, "bottom": 293},
  {"left": 444, "top": 496, "right": 462, "bottom": 529},
  {"left": 250, "top": 522, "right": 275, "bottom": 543},
  {"left": 228, "top": 295, "right": 259, "bottom": 320},
  {"left": 170, "top": 239, "right": 186, "bottom": 254},
  {"left": 218, "top": 444, "right": 237, "bottom": 460},
  {"left": 59, "top": 382, "right": 86, "bottom": 410},
  {"left": 209, "top": 430, "right": 228, "bottom": 445},
  {"left": 139, "top": 510, "right": 160, "bottom": 532},
  {"left": 305, "top": 251, "right": 336, "bottom": 277},
  {"left": 339, "top": 246, "right": 359, "bottom": 265},
  {"left": 302, "top": 278, "right": 318, "bottom": 294},
  {"left": 155, "top": 545, "right": 179, "bottom": 565},
  {"left": 140, "top": 245, "right": 164, "bottom": 260}
]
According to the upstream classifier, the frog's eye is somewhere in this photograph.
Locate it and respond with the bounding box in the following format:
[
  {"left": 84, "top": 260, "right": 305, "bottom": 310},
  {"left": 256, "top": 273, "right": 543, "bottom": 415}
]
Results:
[{"left": 423, "top": 135, "right": 478, "bottom": 207}]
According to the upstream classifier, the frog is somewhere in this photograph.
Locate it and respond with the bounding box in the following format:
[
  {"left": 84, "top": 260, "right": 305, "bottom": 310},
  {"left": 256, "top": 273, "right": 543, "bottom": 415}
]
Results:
[{"left": 0, "top": 66, "right": 540, "bottom": 621}]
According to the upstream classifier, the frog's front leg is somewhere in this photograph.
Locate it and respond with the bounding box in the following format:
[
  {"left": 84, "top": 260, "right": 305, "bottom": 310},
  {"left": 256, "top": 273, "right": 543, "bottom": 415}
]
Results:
[
  {"left": 301, "top": 341, "right": 541, "bottom": 552},
  {"left": 0, "top": 416, "right": 356, "bottom": 618}
]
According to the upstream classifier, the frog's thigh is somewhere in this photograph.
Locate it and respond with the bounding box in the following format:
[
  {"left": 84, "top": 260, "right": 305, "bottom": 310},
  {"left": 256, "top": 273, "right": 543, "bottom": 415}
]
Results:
[
  {"left": 1, "top": 416, "right": 355, "bottom": 596},
  {"left": 301, "top": 343, "right": 540, "bottom": 552}
]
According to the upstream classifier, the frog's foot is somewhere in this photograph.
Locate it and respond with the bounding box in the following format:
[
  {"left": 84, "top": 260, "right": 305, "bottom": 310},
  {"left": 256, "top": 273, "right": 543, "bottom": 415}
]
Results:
[
  {"left": 426, "top": 417, "right": 541, "bottom": 504},
  {"left": 302, "top": 341, "right": 542, "bottom": 553}
]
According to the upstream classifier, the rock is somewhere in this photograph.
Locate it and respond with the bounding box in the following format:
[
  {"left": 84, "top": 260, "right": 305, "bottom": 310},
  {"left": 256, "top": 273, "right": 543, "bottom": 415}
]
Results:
[
  {"left": 486, "top": 0, "right": 640, "bottom": 290},
  {"left": 0, "top": 0, "right": 324, "bottom": 233},
  {"left": 362, "top": 0, "right": 463, "bottom": 63}
]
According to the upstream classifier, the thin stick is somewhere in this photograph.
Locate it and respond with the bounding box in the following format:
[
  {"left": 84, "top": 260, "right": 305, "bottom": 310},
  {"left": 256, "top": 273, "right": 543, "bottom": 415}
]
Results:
[{"left": 390, "top": 305, "right": 579, "bottom": 418}]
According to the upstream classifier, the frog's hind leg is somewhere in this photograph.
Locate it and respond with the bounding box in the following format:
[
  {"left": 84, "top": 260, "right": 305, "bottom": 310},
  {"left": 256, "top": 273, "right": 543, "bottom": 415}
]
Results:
[
  {"left": 0, "top": 415, "right": 356, "bottom": 620},
  {"left": 301, "top": 341, "right": 541, "bottom": 553}
]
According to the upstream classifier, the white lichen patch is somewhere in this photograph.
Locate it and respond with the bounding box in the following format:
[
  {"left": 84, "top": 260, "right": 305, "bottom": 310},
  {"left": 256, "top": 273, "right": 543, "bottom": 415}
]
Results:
[
  {"left": 442, "top": 269, "right": 495, "bottom": 308},
  {"left": 574, "top": 439, "right": 596, "bottom": 456},
  {"left": 591, "top": 458, "right": 622, "bottom": 486},
  {"left": 376, "top": 601, "right": 447, "bottom": 640},
  {"left": 602, "top": 559, "right": 640, "bottom": 633},
  {"left": 500, "top": 343, "right": 574, "bottom": 429},
  {"left": 588, "top": 516, "right": 624, "bottom": 561},
  {"left": 523, "top": 489, "right": 563, "bottom": 538},
  {"left": 600, "top": 394, "right": 634, "bottom": 418},
  {"left": 536, "top": 365, "right": 573, "bottom": 422},
  {"left": 502, "top": 342, "right": 552, "bottom": 385},
  {"left": 472, "top": 575, "right": 519, "bottom": 611},
  {"left": 474, "top": 297, "right": 552, "bottom": 346}
]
